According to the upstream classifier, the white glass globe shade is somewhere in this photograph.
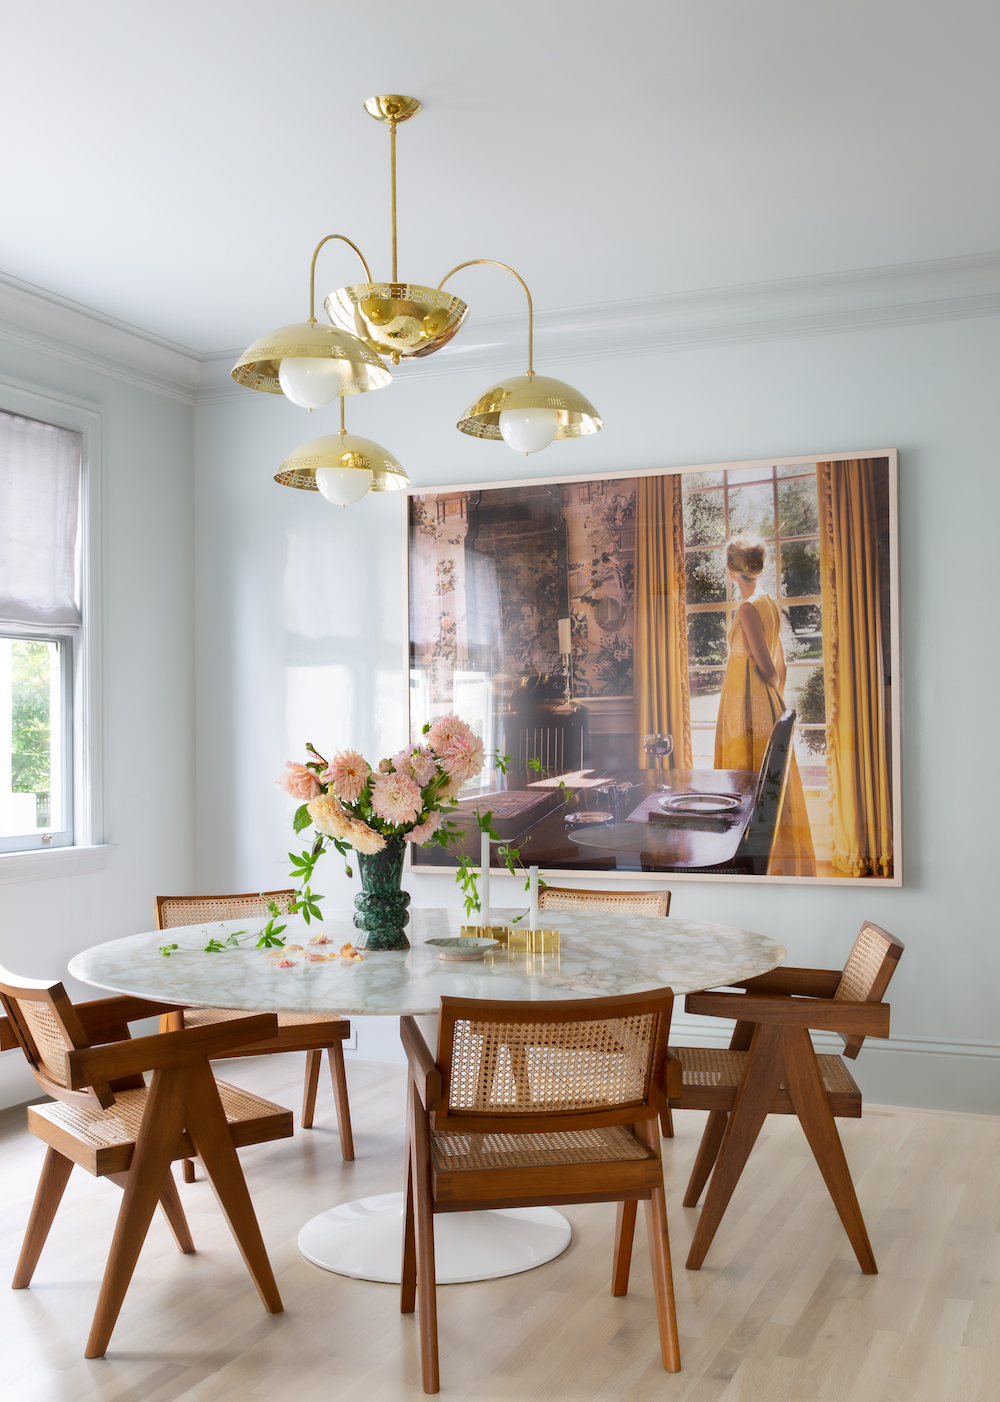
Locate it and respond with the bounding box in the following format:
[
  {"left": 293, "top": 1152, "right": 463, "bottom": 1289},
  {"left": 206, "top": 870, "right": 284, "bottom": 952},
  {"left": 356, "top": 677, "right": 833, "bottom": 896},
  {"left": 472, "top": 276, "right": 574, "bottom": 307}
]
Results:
[
  {"left": 498, "top": 405, "right": 560, "bottom": 454},
  {"left": 278, "top": 356, "right": 353, "bottom": 409},
  {"left": 315, "top": 465, "right": 373, "bottom": 506}
]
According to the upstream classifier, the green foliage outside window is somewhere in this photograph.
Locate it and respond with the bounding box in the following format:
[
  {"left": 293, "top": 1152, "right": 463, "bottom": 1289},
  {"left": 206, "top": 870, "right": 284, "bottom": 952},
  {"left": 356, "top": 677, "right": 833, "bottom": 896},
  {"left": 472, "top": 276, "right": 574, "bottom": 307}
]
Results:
[
  {"left": 11, "top": 641, "right": 50, "bottom": 793},
  {"left": 796, "top": 664, "right": 827, "bottom": 755}
]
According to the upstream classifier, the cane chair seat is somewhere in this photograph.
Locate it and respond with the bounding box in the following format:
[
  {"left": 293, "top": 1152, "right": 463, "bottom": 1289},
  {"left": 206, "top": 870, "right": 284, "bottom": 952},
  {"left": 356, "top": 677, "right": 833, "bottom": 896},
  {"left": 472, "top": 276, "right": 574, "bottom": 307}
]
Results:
[
  {"left": 155, "top": 891, "right": 354, "bottom": 1165},
  {"left": 431, "top": 1123, "right": 655, "bottom": 1174},
  {"left": 29, "top": 1080, "right": 292, "bottom": 1175},
  {"left": 182, "top": 1007, "right": 340, "bottom": 1031},
  {"left": 538, "top": 885, "right": 671, "bottom": 917},
  {"left": 671, "top": 1045, "right": 861, "bottom": 1114}
]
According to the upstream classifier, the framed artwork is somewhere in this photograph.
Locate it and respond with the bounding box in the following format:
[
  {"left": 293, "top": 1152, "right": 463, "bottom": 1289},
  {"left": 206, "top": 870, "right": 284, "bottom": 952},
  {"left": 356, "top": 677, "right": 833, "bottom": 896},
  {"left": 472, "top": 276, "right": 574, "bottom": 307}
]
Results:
[{"left": 404, "top": 451, "right": 900, "bottom": 885}]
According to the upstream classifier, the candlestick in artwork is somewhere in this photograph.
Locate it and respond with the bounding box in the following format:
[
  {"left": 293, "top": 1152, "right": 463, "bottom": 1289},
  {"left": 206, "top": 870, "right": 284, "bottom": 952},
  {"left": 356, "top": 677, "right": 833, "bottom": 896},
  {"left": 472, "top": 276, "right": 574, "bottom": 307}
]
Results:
[
  {"left": 528, "top": 865, "right": 539, "bottom": 929},
  {"left": 557, "top": 617, "right": 572, "bottom": 655},
  {"left": 480, "top": 828, "right": 491, "bottom": 929}
]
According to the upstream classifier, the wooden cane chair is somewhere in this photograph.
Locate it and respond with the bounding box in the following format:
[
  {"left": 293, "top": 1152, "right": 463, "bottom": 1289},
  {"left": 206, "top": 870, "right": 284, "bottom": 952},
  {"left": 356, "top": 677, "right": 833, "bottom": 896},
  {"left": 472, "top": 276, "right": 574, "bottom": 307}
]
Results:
[
  {"left": 538, "top": 884, "right": 675, "bottom": 1136},
  {"left": 0, "top": 967, "right": 292, "bottom": 1358},
  {"left": 538, "top": 885, "right": 672, "bottom": 917},
  {"left": 668, "top": 920, "right": 903, "bottom": 1274},
  {"left": 400, "top": 989, "right": 682, "bottom": 1393},
  {"left": 156, "top": 890, "right": 354, "bottom": 1181}
]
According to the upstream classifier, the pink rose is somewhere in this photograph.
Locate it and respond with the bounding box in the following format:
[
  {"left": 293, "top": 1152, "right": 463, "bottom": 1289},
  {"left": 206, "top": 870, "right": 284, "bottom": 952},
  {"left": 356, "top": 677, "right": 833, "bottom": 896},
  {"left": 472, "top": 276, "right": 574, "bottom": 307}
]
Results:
[
  {"left": 278, "top": 761, "right": 321, "bottom": 802},
  {"left": 408, "top": 810, "right": 444, "bottom": 845}
]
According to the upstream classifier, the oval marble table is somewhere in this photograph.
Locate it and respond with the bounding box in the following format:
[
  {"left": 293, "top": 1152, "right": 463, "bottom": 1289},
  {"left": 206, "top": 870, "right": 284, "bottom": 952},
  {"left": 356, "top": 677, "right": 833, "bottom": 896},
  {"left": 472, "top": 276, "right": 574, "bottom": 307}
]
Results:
[{"left": 69, "top": 907, "right": 785, "bottom": 1286}]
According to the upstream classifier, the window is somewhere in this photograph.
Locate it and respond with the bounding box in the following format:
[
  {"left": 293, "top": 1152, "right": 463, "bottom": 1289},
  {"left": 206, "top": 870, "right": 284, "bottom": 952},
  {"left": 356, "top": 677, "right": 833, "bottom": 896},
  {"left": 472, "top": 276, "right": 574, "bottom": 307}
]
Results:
[
  {"left": 0, "top": 387, "right": 101, "bottom": 858},
  {"left": 682, "top": 463, "right": 826, "bottom": 775}
]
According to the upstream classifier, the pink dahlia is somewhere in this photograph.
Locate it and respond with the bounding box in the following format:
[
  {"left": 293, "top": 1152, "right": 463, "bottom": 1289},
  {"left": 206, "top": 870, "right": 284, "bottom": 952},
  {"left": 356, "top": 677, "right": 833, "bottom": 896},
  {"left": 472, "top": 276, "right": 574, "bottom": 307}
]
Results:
[
  {"left": 393, "top": 744, "right": 439, "bottom": 788},
  {"left": 427, "top": 714, "right": 473, "bottom": 755},
  {"left": 322, "top": 749, "right": 370, "bottom": 803},
  {"left": 408, "top": 810, "right": 444, "bottom": 845},
  {"left": 370, "top": 772, "right": 424, "bottom": 827},
  {"left": 278, "top": 761, "right": 322, "bottom": 802},
  {"left": 441, "top": 732, "right": 485, "bottom": 784}
]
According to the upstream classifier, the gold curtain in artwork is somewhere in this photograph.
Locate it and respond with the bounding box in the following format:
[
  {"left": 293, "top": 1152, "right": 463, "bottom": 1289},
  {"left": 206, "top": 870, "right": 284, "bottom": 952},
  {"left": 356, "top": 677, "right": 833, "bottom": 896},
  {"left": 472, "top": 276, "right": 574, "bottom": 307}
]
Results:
[
  {"left": 634, "top": 474, "right": 692, "bottom": 768},
  {"left": 818, "top": 459, "right": 893, "bottom": 877}
]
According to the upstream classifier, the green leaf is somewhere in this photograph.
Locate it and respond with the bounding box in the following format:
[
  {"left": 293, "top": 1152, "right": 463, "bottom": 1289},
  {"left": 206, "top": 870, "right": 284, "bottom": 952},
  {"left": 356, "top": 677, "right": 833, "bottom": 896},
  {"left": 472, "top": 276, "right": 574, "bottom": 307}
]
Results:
[
  {"left": 158, "top": 943, "right": 179, "bottom": 957},
  {"left": 204, "top": 938, "right": 226, "bottom": 953},
  {"left": 293, "top": 804, "right": 313, "bottom": 834}
]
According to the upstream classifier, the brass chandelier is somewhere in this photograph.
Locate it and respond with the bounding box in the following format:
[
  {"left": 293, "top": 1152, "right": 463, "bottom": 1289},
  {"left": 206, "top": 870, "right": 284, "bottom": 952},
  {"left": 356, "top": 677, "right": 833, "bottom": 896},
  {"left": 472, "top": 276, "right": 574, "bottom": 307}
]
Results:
[{"left": 232, "top": 95, "right": 603, "bottom": 506}]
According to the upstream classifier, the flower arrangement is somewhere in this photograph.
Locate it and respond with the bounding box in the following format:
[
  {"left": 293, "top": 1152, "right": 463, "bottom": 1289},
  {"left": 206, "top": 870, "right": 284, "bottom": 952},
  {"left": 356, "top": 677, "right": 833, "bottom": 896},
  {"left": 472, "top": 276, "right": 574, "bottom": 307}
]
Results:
[{"left": 279, "top": 714, "right": 485, "bottom": 871}]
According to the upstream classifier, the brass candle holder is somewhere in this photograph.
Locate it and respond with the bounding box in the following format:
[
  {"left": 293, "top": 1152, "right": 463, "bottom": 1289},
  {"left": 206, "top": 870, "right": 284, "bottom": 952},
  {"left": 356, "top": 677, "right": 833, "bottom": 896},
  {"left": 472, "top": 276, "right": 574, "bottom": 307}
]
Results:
[
  {"left": 460, "top": 925, "right": 513, "bottom": 943},
  {"left": 507, "top": 928, "right": 560, "bottom": 953}
]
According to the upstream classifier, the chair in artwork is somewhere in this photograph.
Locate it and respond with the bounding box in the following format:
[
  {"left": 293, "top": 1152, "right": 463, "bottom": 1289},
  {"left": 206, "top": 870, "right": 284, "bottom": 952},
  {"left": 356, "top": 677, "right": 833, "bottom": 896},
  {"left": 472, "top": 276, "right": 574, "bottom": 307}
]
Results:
[
  {"left": 649, "top": 708, "right": 797, "bottom": 876},
  {"left": 0, "top": 968, "right": 291, "bottom": 1358},
  {"left": 156, "top": 890, "right": 354, "bottom": 1181},
  {"left": 668, "top": 920, "right": 904, "bottom": 1273},
  {"left": 400, "top": 989, "right": 682, "bottom": 1393}
]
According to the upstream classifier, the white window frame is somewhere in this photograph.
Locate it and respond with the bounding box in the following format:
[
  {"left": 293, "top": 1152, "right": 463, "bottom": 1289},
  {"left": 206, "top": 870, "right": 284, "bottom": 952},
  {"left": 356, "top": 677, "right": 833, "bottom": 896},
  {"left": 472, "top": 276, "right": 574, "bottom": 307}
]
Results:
[{"left": 0, "top": 375, "right": 107, "bottom": 877}]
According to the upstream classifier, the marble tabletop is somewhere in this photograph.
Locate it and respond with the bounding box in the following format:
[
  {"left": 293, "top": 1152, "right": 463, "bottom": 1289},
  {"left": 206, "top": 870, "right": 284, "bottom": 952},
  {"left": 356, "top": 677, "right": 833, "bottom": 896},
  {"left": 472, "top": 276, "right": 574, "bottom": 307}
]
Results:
[{"left": 68, "top": 908, "right": 785, "bottom": 1017}]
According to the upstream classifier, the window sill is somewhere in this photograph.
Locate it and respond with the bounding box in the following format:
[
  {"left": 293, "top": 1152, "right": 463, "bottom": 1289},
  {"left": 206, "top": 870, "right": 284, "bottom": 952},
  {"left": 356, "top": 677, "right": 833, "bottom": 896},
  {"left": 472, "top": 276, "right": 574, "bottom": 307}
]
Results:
[{"left": 0, "top": 844, "right": 117, "bottom": 884}]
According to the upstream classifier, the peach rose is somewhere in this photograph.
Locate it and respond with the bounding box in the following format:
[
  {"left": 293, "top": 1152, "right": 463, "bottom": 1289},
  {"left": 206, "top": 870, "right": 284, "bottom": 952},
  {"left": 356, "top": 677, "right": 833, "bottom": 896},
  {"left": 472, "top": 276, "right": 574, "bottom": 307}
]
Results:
[{"left": 278, "top": 761, "right": 322, "bottom": 802}]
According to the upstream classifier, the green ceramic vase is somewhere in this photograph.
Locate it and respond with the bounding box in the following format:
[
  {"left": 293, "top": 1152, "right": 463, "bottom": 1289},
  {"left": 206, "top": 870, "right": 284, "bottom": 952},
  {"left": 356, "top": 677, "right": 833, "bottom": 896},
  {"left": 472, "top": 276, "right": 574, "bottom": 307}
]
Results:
[{"left": 353, "top": 834, "right": 411, "bottom": 950}]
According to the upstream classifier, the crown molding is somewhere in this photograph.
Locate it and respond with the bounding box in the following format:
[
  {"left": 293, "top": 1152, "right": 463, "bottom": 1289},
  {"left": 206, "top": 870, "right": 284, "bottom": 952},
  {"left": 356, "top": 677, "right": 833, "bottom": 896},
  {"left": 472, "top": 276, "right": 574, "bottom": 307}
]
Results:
[
  {"left": 0, "top": 272, "right": 200, "bottom": 402},
  {"left": 3, "top": 253, "right": 1000, "bottom": 407}
]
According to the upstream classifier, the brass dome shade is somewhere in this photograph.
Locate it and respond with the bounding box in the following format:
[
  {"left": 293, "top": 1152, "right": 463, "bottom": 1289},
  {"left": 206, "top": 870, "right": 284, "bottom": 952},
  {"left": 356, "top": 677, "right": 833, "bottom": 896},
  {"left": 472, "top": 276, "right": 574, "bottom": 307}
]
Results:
[
  {"left": 231, "top": 321, "right": 391, "bottom": 396},
  {"left": 274, "top": 432, "right": 407, "bottom": 494},
  {"left": 325, "top": 283, "right": 469, "bottom": 359},
  {"left": 457, "top": 372, "right": 604, "bottom": 441},
  {"left": 363, "top": 94, "right": 422, "bottom": 125}
]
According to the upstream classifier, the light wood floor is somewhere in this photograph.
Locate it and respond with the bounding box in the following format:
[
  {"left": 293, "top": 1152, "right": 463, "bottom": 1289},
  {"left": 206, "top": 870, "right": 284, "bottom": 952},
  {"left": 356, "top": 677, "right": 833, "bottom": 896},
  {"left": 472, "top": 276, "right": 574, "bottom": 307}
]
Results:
[{"left": 1, "top": 1055, "right": 997, "bottom": 1401}]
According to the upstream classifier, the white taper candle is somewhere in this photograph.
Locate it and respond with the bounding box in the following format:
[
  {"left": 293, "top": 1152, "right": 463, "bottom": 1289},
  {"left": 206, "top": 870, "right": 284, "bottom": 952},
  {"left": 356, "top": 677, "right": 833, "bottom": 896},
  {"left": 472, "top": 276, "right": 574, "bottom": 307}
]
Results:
[
  {"left": 529, "top": 865, "right": 539, "bottom": 929},
  {"left": 480, "top": 828, "right": 491, "bottom": 929},
  {"left": 558, "top": 617, "right": 572, "bottom": 654}
]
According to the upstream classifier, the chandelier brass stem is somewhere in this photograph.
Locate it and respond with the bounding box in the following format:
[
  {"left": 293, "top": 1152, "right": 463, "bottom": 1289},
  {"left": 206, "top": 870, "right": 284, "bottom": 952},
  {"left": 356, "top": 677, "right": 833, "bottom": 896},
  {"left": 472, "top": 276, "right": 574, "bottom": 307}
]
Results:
[
  {"left": 390, "top": 118, "right": 398, "bottom": 283},
  {"left": 437, "top": 261, "right": 534, "bottom": 375},
  {"left": 309, "top": 235, "right": 373, "bottom": 323}
]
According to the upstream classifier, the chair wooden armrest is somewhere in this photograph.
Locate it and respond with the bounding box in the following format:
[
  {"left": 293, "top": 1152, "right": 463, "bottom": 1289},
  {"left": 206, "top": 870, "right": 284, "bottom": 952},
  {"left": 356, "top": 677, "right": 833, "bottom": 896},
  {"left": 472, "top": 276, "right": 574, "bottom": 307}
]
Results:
[
  {"left": 663, "top": 1048, "right": 683, "bottom": 1101},
  {"left": 729, "top": 968, "right": 843, "bottom": 998},
  {"left": 684, "top": 991, "right": 890, "bottom": 1038},
  {"left": 1, "top": 996, "right": 182, "bottom": 1054},
  {"left": 65, "top": 1013, "right": 279, "bottom": 1089},
  {"left": 400, "top": 1015, "right": 443, "bottom": 1109}
]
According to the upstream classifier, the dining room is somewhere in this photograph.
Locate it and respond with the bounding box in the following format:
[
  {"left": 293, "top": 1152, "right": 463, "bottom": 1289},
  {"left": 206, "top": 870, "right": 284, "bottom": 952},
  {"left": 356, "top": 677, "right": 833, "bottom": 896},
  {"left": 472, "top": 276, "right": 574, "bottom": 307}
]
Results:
[{"left": 1, "top": 3, "right": 998, "bottom": 1400}]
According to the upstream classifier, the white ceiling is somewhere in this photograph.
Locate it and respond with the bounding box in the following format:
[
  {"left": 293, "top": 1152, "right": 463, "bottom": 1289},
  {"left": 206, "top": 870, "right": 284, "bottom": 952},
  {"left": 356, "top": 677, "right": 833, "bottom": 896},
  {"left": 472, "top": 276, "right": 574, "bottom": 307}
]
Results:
[{"left": 2, "top": 0, "right": 999, "bottom": 354}]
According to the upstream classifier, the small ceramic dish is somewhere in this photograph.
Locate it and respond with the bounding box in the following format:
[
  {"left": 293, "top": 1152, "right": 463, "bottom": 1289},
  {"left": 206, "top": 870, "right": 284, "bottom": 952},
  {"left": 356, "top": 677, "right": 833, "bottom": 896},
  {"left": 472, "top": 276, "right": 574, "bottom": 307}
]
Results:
[{"left": 426, "top": 937, "right": 501, "bottom": 961}]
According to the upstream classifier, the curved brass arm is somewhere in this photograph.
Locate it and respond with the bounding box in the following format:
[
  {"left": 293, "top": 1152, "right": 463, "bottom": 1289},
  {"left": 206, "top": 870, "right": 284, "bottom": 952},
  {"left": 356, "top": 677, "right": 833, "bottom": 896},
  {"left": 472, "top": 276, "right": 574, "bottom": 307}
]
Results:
[
  {"left": 437, "top": 260, "right": 534, "bottom": 375},
  {"left": 309, "top": 235, "right": 374, "bottom": 323}
]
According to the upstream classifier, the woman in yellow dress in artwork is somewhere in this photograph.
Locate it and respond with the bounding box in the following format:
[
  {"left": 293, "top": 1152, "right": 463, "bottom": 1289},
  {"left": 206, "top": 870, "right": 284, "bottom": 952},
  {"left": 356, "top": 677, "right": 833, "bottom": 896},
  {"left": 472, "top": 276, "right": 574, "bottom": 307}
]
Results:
[{"left": 714, "top": 535, "right": 815, "bottom": 876}]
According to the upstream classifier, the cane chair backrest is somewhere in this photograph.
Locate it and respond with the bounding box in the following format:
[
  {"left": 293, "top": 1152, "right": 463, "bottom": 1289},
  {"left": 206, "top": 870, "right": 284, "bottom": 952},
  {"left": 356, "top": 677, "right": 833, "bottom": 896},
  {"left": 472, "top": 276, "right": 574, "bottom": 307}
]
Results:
[
  {"left": 834, "top": 920, "right": 904, "bottom": 1058},
  {"left": 156, "top": 890, "right": 296, "bottom": 930},
  {"left": 435, "top": 989, "right": 674, "bottom": 1134},
  {"left": 538, "top": 886, "right": 671, "bottom": 918},
  {"left": 0, "top": 967, "right": 116, "bottom": 1109}
]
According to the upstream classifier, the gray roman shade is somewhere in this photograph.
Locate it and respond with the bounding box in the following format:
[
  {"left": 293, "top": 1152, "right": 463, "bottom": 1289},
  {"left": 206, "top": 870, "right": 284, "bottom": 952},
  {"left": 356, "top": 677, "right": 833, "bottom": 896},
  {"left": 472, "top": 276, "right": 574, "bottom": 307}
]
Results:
[{"left": 0, "top": 410, "right": 81, "bottom": 632}]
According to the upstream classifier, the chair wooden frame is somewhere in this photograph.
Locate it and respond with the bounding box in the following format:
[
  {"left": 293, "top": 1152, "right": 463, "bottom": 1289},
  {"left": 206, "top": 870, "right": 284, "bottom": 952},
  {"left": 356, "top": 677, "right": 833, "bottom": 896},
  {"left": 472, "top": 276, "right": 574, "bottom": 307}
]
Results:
[
  {"left": 670, "top": 920, "right": 903, "bottom": 1275},
  {"left": 0, "top": 970, "right": 292, "bottom": 1357},
  {"left": 155, "top": 891, "right": 354, "bottom": 1180},
  {"left": 400, "top": 989, "right": 683, "bottom": 1393}
]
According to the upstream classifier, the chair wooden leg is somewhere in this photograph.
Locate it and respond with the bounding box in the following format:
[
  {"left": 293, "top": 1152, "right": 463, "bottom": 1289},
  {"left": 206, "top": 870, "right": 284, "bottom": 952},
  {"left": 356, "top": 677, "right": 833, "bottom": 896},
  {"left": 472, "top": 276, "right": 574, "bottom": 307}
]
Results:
[
  {"left": 660, "top": 1106, "right": 674, "bottom": 1138},
  {"left": 410, "top": 1079, "right": 439, "bottom": 1394},
  {"left": 107, "top": 1168, "right": 195, "bottom": 1255},
  {"left": 683, "top": 1110, "right": 729, "bottom": 1207},
  {"left": 781, "top": 1026, "right": 878, "bottom": 1274},
  {"left": 686, "top": 1023, "right": 784, "bottom": 1271},
  {"left": 12, "top": 1147, "right": 74, "bottom": 1289},
  {"left": 158, "top": 1168, "right": 196, "bottom": 1254},
  {"left": 401, "top": 1092, "right": 417, "bottom": 1315},
  {"left": 86, "top": 1066, "right": 189, "bottom": 1357},
  {"left": 637, "top": 1118, "right": 681, "bottom": 1372},
  {"left": 183, "top": 1060, "right": 283, "bottom": 1315},
  {"left": 182, "top": 1157, "right": 196, "bottom": 1183},
  {"left": 327, "top": 1043, "right": 355, "bottom": 1161},
  {"left": 302, "top": 1049, "right": 322, "bottom": 1129},
  {"left": 612, "top": 1200, "right": 637, "bottom": 1297}
]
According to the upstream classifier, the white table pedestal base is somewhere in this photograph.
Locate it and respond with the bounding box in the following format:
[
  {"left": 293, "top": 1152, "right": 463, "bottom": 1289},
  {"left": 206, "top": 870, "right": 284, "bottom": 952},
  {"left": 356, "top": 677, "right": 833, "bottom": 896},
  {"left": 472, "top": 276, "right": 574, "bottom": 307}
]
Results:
[{"left": 298, "top": 1192, "right": 571, "bottom": 1284}]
